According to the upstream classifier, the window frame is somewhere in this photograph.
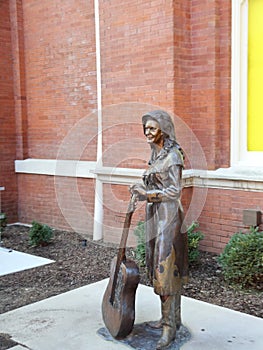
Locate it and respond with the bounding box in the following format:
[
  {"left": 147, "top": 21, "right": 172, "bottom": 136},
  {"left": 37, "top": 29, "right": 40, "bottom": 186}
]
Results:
[{"left": 231, "top": 0, "right": 263, "bottom": 166}]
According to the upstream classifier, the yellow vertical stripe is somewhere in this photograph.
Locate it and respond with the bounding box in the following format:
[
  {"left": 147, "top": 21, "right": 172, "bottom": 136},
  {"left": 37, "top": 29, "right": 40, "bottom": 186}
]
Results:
[{"left": 248, "top": 0, "right": 263, "bottom": 151}]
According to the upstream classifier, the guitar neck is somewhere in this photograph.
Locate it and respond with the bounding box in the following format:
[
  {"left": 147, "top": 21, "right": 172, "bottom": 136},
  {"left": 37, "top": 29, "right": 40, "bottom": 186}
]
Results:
[
  {"left": 110, "top": 204, "right": 134, "bottom": 304},
  {"left": 118, "top": 211, "right": 133, "bottom": 260}
]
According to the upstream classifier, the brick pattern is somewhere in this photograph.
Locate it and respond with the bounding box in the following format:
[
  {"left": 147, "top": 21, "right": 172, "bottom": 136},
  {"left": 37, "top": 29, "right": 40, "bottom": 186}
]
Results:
[
  {"left": 99, "top": 0, "right": 233, "bottom": 251},
  {"left": 15, "top": 171, "right": 263, "bottom": 255},
  {"left": 0, "top": 1, "right": 18, "bottom": 221},
  {"left": 190, "top": 1, "right": 231, "bottom": 170},
  {"left": 103, "top": 183, "right": 263, "bottom": 255},
  {"left": 101, "top": 104, "right": 152, "bottom": 169},
  {"left": 18, "top": 174, "right": 95, "bottom": 235},
  {"left": 100, "top": 0, "right": 176, "bottom": 109},
  {"left": 2, "top": 0, "right": 261, "bottom": 254},
  {"left": 22, "top": 0, "right": 98, "bottom": 160},
  {"left": 102, "top": 183, "right": 145, "bottom": 247},
  {"left": 187, "top": 188, "right": 263, "bottom": 254},
  {"left": 9, "top": 0, "right": 28, "bottom": 160},
  {"left": 99, "top": 0, "right": 231, "bottom": 169}
]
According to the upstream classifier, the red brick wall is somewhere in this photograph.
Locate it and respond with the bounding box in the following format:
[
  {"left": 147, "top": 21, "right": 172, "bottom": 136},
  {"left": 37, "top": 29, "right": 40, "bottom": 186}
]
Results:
[
  {"left": 22, "top": 0, "right": 98, "bottom": 160},
  {"left": 99, "top": 0, "right": 186, "bottom": 247},
  {"left": 99, "top": 0, "right": 232, "bottom": 249},
  {"left": 0, "top": 1, "right": 18, "bottom": 222},
  {"left": 18, "top": 174, "right": 95, "bottom": 235},
  {"left": 99, "top": 0, "right": 231, "bottom": 170},
  {"left": 103, "top": 184, "right": 263, "bottom": 254},
  {"left": 100, "top": 0, "right": 176, "bottom": 109},
  {"left": 10, "top": 0, "right": 28, "bottom": 160},
  {"left": 10, "top": 0, "right": 98, "bottom": 229},
  {"left": 173, "top": 0, "right": 192, "bottom": 131},
  {"left": 198, "top": 188, "right": 263, "bottom": 254},
  {"left": 103, "top": 183, "right": 145, "bottom": 247},
  {"left": 190, "top": 0, "right": 231, "bottom": 169},
  {"left": 5, "top": 0, "right": 261, "bottom": 256}
]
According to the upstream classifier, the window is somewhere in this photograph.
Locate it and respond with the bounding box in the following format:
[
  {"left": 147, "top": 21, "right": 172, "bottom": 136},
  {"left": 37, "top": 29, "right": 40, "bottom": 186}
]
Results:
[
  {"left": 247, "top": 0, "right": 263, "bottom": 151},
  {"left": 231, "top": 0, "right": 263, "bottom": 166}
]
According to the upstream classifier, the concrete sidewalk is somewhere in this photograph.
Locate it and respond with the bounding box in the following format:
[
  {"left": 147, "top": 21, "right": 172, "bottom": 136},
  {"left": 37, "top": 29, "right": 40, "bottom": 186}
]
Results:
[
  {"left": 0, "top": 248, "right": 54, "bottom": 276},
  {"left": 0, "top": 279, "right": 262, "bottom": 350}
]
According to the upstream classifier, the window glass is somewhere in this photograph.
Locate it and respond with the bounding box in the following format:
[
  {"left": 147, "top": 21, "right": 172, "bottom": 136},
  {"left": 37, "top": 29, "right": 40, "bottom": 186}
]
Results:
[{"left": 247, "top": 0, "right": 263, "bottom": 151}]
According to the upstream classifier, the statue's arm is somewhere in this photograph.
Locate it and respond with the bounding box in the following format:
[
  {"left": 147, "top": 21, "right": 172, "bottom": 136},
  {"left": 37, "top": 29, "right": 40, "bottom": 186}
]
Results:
[{"left": 146, "top": 165, "right": 182, "bottom": 203}]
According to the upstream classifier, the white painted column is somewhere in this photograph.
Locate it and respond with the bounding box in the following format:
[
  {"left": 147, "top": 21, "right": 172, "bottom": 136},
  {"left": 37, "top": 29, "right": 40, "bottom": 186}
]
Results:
[
  {"left": 0, "top": 187, "right": 5, "bottom": 213},
  {"left": 93, "top": 0, "right": 103, "bottom": 240}
]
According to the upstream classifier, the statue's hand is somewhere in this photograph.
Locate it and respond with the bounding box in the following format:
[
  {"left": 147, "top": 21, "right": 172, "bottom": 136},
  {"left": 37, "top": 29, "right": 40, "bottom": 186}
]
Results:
[{"left": 130, "top": 184, "right": 147, "bottom": 201}]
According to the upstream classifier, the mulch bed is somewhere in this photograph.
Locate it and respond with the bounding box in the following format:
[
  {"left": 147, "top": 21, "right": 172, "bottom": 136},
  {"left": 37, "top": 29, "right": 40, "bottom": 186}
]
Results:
[{"left": 0, "top": 225, "right": 262, "bottom": 320}]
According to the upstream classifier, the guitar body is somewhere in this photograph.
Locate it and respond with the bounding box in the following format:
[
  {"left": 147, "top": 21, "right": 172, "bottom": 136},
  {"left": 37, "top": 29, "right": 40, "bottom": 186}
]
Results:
[{"left": 102, "top": 256, "right": 140, "bottom": 339}]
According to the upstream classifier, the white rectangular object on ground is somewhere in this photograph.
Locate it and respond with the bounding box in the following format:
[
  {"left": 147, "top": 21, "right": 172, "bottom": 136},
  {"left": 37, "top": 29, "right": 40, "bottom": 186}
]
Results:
[{"left": 0, "top": 248, "right": 54, "bottom": 276}]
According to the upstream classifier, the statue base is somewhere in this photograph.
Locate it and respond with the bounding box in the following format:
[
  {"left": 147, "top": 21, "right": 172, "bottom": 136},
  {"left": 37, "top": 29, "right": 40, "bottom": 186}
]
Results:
[{"left": 97, "top": 322, "right": 191, "bottom": 350}]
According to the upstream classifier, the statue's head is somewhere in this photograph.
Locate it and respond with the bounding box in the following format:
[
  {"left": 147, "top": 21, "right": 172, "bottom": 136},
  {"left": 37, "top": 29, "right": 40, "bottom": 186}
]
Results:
[{"left": 142, "top": 110, "right": 176, "bottom": 141}]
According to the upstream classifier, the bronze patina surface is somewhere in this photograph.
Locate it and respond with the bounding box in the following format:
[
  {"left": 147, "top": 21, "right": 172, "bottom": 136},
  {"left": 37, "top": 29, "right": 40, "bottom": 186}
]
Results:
[
  {"left": 98, "top": 322, "right": 191, "bottom": 350},
  {"left": 130, "top": 110, "right": 189, "bottom": 349}
]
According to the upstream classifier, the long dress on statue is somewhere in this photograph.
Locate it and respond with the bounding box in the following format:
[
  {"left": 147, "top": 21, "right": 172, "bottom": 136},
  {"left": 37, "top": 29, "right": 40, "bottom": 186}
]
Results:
[{"left": 143, "top": 144, "right": 188, "bottom": 296}]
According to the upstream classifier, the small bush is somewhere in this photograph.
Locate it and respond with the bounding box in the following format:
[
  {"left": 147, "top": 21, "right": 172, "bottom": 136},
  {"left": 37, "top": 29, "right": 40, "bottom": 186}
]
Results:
[
  {"left": 218, "top": 227, "right": 263, "bottom": 290},
  {"left": 133, "top": 221, "right": 146, "bottom": 267},
  {"left": 0, "top": 212, "right": 7, "bottom": 233},
  {"left": 29, "top": 221, "right": 53, "bottom": 247},
  {"left": 133, "top": 221, "right": 204, "bottom": 267},
  {"left": 187, "top": 222, "right": 204, "bottom": 264}
]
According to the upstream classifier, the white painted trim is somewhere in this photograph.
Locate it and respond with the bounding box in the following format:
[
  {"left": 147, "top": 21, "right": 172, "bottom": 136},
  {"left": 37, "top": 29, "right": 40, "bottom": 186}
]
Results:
[
  {"left": 94, "top": 0, "right": 102, "bottom": 165},
  {"left": 15, "top": 159, "right": 143, "bottom": 183},
  {"left": 231, "top": 0, "right": 247, "bottom": 165},
  {"left": 231, "top": 0, "right": 263, "bottom": 166},
  {"left": 183, "top": 167, "right": 263, "bottom": 192},
  {"left": 93, "top": 166, "right": 144, "bottom": 184},
  {"left": 93, "top": 0, "right": 103, "bottom": 240},
  {"left": 15, "top": 159, "right": 96, "bottom": 178},
  {"left": 93, "top": 178, "right": 103, "bottom": 240},
  {"left": 14, "top": 159, "right": 263, "bottom": 191}
]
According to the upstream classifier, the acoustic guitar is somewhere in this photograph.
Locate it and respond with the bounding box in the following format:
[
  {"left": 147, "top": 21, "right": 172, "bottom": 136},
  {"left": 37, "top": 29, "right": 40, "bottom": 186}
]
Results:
[{"left": 101, "top": 194, "right": 140, "bottom": 339}]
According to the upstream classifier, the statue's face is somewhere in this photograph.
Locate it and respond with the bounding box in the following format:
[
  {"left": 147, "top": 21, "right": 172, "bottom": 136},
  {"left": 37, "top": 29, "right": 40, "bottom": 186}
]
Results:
[{"left": 144, "top": 119, "right": 163, "bottom": 147}]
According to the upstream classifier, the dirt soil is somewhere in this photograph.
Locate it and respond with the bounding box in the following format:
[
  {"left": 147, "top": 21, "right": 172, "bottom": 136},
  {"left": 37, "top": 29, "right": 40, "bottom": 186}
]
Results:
[{"left": 0, "top": 225, "right": 262, "bottom": 321}]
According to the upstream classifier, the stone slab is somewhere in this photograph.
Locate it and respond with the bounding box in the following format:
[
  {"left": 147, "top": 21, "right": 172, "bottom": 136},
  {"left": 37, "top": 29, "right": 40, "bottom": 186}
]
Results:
[{"left": 0, "top": 248, "right": 54, "bottom": 276}]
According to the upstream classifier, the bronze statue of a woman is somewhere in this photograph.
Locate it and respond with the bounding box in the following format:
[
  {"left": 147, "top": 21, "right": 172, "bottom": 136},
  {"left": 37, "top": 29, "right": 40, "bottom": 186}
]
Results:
[{"left": 130, "top": 110, "right": 188, "bottom": 349}]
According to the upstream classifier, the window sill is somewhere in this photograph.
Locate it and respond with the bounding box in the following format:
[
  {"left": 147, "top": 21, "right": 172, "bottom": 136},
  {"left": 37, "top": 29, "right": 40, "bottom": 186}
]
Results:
[{"left": 183, "top": 166, "right": 263, "bottom": 191}]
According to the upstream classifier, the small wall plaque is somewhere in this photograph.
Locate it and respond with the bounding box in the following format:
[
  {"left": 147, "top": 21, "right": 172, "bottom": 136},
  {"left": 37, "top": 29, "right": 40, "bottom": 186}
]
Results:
[{"left": 243, "top": 209, "right": 261, "bottom": 226}]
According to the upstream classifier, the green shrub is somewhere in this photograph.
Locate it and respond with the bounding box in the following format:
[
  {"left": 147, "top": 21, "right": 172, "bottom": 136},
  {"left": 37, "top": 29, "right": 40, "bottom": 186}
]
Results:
[
  {"left": 218, "top": 227, "right": 263, "bottom": 290},
  {"left": 0, "top": 212, "right": 7, "bottom": 233},
  {"left": 0, "top": 212, "right": 7, "bottom": 243},
  {"left": 133, "top": 221, "right": 146, "bottom": 267},
  {"left": 29, "top": 221, "right": 53, "bottom": 247},
  {"left": 187, "top": 222, "right": 204, "bottom": 264},
  {"left": 133, "top": 221, "right": 204, "bottom": 267}
]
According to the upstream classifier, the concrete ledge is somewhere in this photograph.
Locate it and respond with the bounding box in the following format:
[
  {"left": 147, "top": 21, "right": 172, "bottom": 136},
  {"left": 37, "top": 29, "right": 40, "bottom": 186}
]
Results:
[
  {"left": 183, "top": 167, "right": 263, "bottom": 191},
  {"left": 15, "top": 159, "right": 97, "bottom": 179},
  {"left": 15, "top": 158, "right": 263, "bottom": 191}
]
